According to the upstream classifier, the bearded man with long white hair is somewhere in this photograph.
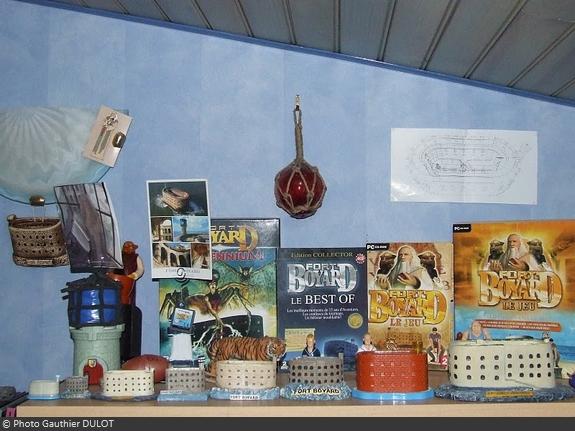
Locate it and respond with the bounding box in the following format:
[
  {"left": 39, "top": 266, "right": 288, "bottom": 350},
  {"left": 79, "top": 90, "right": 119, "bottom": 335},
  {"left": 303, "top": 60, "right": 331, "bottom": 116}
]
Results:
[
  {"left": 384, "top": 245, "right": 433, "bottom": 290},
  {"left": 487, "top": 233, "right": 544, "bottom": 272}
]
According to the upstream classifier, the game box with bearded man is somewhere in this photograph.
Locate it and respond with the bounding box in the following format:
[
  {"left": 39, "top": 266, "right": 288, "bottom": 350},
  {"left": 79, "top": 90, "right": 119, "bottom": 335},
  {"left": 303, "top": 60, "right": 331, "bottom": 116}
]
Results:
[
  {"left": 366, "top": 242, "right": 454, "bottom": 370},
  {"left": 453, "top": 220, "right": 575, "bottom": 379}
]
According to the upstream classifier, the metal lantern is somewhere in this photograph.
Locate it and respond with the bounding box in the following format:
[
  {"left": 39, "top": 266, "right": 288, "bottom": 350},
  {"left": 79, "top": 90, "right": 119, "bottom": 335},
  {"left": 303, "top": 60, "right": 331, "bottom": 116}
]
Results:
[{"left": 274, "top": 96, "right": 327, "bottom": 219}]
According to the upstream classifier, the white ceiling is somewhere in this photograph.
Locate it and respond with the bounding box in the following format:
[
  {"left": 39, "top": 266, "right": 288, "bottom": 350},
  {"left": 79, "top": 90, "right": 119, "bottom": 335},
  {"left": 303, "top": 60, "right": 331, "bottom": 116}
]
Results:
[{"left": 36, "top": 0, "right": 575, "bottom": 104}]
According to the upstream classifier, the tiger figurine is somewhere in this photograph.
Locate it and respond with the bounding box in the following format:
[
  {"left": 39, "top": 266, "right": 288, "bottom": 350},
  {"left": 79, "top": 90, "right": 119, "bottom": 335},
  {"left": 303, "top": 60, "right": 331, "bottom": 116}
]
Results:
[{"left": 207, "top": 336, "right": 286, "bottom": 377}]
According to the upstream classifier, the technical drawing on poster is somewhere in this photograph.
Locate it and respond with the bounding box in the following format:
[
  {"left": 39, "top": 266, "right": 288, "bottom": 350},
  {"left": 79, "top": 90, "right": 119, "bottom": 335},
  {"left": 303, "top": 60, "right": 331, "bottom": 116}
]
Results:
[{"left": 390, "top": 128, "right": 537, "bottom": 204}]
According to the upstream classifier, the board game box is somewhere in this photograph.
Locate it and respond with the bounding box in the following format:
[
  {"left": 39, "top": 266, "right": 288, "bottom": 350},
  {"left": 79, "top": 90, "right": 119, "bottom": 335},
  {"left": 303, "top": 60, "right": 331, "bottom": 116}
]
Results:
[
  {"left": 277, "top": 248, "right": 368, "bottom": 371},
  {"left": 159, "top": 218, "right": 279, "bottom": 365},
  {"left": 453, "top": 220, "right": 575, "bottom": 378},
  {"left": 366, "top": 242, "right": 454, "bottom": 370}
]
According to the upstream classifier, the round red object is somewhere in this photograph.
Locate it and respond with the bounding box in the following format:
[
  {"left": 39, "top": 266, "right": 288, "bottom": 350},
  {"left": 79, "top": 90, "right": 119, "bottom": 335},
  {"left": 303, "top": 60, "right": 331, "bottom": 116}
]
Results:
[
  {"left": 274, "top": 159, "right": 327, "bottom": 219},
  {"left": 121, "top": 354, "right": 169, "bottom": 383}
]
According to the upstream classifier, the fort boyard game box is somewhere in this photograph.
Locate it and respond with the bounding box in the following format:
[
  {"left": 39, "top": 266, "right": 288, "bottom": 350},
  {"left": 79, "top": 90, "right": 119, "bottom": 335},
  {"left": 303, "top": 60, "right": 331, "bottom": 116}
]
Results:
[
  {"left": 159, "top": 219, "right": 279, "bottom": 363},
  {"left": 453, "top": 220, "right": 575, "bottom": 378},
  {"left": 277, "top": 248, "right": 368, "bottom": 371},
  {"left": 366, "top": 242, "right": 453, "bottom": 370}
]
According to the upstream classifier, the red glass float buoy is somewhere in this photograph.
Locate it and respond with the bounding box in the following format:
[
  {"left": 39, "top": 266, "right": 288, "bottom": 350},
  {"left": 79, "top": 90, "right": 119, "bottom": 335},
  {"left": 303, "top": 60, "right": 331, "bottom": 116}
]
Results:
[{"left": 274, "top": 96, "right": 326, "bottom": 219}]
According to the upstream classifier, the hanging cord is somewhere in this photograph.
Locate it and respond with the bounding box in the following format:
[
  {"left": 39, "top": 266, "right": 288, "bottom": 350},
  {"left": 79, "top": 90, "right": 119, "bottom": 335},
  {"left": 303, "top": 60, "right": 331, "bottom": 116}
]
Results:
[
  {"left": 293, "top": 95, "right": 304, "bottom": 161},
  {"left": 29, "top": 195, "right": 46, "bottom": 222}
]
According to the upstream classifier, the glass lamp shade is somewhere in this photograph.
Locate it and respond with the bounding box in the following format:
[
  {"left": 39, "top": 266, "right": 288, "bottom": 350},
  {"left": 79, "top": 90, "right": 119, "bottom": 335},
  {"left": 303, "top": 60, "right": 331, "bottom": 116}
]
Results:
[{"left": 0, "top": 107, "right": 110, "bottom": 204}]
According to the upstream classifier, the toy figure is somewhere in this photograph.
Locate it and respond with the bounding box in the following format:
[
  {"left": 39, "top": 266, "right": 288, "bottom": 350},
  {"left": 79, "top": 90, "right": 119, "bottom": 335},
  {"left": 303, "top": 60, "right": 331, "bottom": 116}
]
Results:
[
  {"left": 110, "top": 241, "right": 144, "bottom": 362},
  {"left": 122, "top": 241, "right": 144, "bottom": 283},
  {"left": 357, "top": 333, "right": 377, "bottom": 352},
  {"left": 426, "top": 327, "right": 445, "bottom": 363},
  {"left": 83, "top": 358, "right": 103, "bottom": 386},
  {"left": 462, "top": 320, "right": 491, "bottom": 340},
  {"left": 301, "top": 333, "right": 321, "bottom": 357}
]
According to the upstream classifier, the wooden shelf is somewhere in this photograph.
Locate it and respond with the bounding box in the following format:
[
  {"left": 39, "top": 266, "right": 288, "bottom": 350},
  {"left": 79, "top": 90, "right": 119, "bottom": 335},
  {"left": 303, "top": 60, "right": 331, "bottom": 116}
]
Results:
[{"left": 18, "top": 372, "right": 575, "bottom": 417}]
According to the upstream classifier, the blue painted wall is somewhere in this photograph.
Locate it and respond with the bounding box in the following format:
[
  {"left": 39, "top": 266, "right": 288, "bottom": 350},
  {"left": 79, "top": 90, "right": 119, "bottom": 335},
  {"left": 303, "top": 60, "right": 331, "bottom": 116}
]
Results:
[{"left": 1, "top": 0, "right": 575, "bottom": 390}]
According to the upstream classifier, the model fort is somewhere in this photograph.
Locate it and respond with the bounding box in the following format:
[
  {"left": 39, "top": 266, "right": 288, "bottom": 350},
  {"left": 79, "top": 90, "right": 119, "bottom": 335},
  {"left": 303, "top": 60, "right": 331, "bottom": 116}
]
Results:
[
  {"left": 434, "top": 338, "right": 575, "bottom": 402},
  {"left": 288, "top": 356, "right": 344, "bottom": 385},
  {"left": 281, "top": 356, "right": 352, "bottom": 400},
  {"left": 165, "top": 367, "right": 205, "bottom": 392},
  {"left": 215, "top": 360, "right": 276, "bottom": 390},
  {"left": 63, "top": 376, "right": 88, "bottom": 393},
  {"left": 448, "top": 339, "right": 555, "bottom": 389},
  {"left": 355, "top": 348, "right": 428, "bottom": 393},
  {"left": 101, "top": 370, "right": 154, "bottom": 398},
  {"left": 60, "top": 376, "right": 90, "bottom": 399}
]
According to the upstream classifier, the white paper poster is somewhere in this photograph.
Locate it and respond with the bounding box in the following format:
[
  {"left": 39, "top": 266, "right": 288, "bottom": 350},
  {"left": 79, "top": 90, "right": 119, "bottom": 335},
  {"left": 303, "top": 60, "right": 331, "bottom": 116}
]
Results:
[
  {"left": 390, "top": 128, "right": 537, "bottom": 204},
  {"left": 147, "top": 179, "right": 212, "bottom": 280}
]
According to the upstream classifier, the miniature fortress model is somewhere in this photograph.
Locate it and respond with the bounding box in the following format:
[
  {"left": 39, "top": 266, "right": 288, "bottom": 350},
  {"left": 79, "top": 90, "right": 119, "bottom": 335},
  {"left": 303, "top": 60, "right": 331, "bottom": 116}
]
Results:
[
  {"left": 157, "top": 366, "right": 208, "bottom": 402},
  {"left": 356, "top": 350, "right": 428, "bottom": 393},
  {"left": 6, "top": 214, "right": 69, "bottom": 267},
  {"left": 209, "top": 360, "right": 280, "bottom": 400},
  {"left": 63, "top": 376, "right": 89, "bottom": 392},
  {"left": 166, "top": 367, "right": 205, "bottom": 392},
  {"left": 449, "top": 339, "right": 555, "bottom": 388},
  {"left": 100, "top": 370, "right": 154, "bottom": 398},
  {"left": 281, "top": 356, "right": 352, "bottom": 400},
  {"left": 206, "top": 336, "right": 285, "bottom": 400},
  {"left": 216, "top": 360, "right": 276, "bottom": 390},
  {"left": 352, "top": 343, "right": 434, "bottom": 400},
  {"left": 60, "top": 376, "right": 90, "bottom": 399},
  {"left": 435, "top": 339, "right": 575, "bottom": 402},
  {"left": 288, "top": 357, "right": 344, "bottom": 385}
]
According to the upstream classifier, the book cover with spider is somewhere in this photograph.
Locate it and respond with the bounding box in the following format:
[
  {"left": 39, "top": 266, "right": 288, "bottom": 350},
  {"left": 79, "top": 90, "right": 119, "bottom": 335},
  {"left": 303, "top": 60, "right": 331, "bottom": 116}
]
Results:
[{"left": 159, "top": 219, "right": 279, "bottom": 365}]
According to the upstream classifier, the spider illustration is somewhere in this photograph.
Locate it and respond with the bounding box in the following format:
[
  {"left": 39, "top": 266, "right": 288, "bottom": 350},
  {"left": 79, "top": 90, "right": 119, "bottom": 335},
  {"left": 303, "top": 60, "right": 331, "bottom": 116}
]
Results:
[{"left": 160, "top": 260, "right": 275, "bottom": 347}]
